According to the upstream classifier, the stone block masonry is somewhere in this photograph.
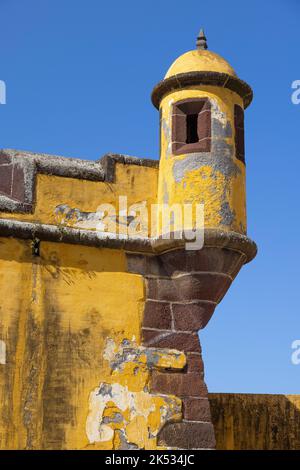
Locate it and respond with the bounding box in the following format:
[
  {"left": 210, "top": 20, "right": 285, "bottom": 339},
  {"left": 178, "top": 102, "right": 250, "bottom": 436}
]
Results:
[{"left": 127, "top": 245, "right": 251, "bottom": 449}]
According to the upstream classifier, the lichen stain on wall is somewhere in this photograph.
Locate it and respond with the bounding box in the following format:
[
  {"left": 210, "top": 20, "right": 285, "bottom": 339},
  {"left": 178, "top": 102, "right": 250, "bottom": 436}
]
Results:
[{"left": 85, "top": 338, "right": 186, "bottom": 450}]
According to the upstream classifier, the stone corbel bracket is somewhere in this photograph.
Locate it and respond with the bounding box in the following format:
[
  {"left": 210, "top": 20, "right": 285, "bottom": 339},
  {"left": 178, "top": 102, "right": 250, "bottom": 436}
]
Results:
[{"left": 125, "top": 233, "right": 256, "bottom": 449}]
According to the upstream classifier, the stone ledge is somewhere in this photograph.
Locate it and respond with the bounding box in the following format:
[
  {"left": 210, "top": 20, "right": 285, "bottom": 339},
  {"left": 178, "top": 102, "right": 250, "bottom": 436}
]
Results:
[{"left": 0, "top": 219, "right": 257, "bottom": 263}]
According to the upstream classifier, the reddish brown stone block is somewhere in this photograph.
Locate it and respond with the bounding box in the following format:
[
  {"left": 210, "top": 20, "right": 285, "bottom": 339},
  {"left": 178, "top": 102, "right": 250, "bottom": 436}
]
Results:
[
  {"left": 0, "top": 165, "right": 13, "bottom": 197},
  {"left": 234, "top": 104, "right": 245, "bottom": 164},
  {"left": 157, "top": 249, "right": 188, "bottom": 275},
  {"left": 151, "top": 370, "right": 208, "bottom": 397},
  {"left": 0, "top": 153, "right": 12, "bottom": 165},
  {"left": 147, "top": 273, "right": 231, "bottom": 303},
  {"left": 186, "top": 353, "right": 204, "bottom": 374},
  {"left": 143, "top": 301, "right": 172, "bottom": 330},
  {"left": 126, "top": 254, "right": 167, "bottom": 276},
  {"left": 159, "top": 247, "right": 244, "bottom": 278},
  {"left": 234, "top": 104, "right": 244, "bottom": 127},
  {"left": 172, "top": 302, "right": 216, "bottom": 331},
  {"left": 236, "top": 127, "right": 245, "bottom": 161},
  {"left": 172, "top": 114, "right": 186, "bottom": 144},
  {"left": 197, "top": 109, "right": 211, "bottom": 140},
  {"left": 158, "top": 421, "right": 216, "bottom": 449},
  {"left": 183, "top": 397, "right": 211, "bottom": 422},
  {"left": 142, "top": 328, "right": 201, "bottom": 353},
  {"left": 196, "top": 137, "right": 211, "bottom": 152},
  {"left": 126, "top": 253, "right": 148, "bottom": 275},
  {"left": 12, "top": 165, "right": 25, "bottom": 202}
]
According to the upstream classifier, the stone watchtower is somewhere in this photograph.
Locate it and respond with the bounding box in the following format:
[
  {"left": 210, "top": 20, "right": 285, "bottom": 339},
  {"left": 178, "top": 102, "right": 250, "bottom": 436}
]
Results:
[
  {"left": 0, "top": 30, "right": 256, "bottom": 449},
  {"left": 139, "top": 29, "right": 257, "bottom": 448},
  {"left": 154, "top": 29, "right": 252, "bottom": 235}
]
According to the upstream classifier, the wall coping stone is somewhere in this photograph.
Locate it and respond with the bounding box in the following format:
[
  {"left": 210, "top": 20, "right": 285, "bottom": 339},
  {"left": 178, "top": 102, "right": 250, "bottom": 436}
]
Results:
[{"left": 0, "top": 219, "right": 257, "bottom": 263}]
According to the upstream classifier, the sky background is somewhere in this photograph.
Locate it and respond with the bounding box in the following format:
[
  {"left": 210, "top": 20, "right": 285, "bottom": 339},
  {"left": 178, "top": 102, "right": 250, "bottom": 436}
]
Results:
[{"left": 0, "top": 0, "right": 299, "bottom": 393}]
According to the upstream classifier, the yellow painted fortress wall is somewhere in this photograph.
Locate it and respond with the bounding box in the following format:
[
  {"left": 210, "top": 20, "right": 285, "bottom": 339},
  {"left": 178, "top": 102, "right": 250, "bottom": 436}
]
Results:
[
  {"left": 0, "top": 162, "right": 159, "bottom": 234},
  {"left": 0, "top": 165, "right": 190, "bottom": 450},
  {"left": 158, "top": 86, "right": 246, "bottom": 234},
  {"left": 0, "top": 237, "right": 145, "bottom": 449},
  {"left": 0, "top": 235, "right": 185, "bottom": 450},
  {"left": 209, "top": 393, "right": 300, "bottom": 450}
]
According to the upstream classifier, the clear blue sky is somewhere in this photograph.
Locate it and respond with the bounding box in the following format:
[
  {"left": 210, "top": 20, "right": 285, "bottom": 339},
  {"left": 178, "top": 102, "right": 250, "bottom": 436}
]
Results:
[{"left": 0, "top": 0, "right": 299, "bottom": 393}]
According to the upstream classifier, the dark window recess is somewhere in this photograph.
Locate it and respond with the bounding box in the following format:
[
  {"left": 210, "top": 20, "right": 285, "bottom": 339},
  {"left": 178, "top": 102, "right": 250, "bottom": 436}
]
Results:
[
  {"left": 159, "top": 108, "right": 162, "bottom": 158},
  {"left": 234, "top": 105, "right": 245, "bottom": 164},
  {"left": 186, "top": 114, "right": 199, "bottom": 144},
  {"left": 172, "top": 98, "right": 211, "bottom": 155}
]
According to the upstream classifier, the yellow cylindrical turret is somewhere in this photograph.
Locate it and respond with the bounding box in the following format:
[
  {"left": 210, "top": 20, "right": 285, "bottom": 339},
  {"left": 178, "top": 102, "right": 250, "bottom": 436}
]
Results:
[{"left": 152, "top": 30, "right": 253, "bottom": 236}]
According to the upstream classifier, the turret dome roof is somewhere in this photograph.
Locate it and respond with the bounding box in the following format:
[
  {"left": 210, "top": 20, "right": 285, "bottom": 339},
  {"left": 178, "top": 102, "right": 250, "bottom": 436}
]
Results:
[{"left": 165, "top": 49, "right": 236, "bottom": 79}]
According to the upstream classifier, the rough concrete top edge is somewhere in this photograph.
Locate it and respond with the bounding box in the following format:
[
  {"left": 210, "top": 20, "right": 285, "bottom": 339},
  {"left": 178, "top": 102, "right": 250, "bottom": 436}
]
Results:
[
  {"left": 209, "top": 393, "right": 300, "bottom": 398},
  {"left": 0, "top": 217, "right": 257, "bottom": 262},
  {"left": 0, "top": 149, "right": 159, "bottom": 184}
]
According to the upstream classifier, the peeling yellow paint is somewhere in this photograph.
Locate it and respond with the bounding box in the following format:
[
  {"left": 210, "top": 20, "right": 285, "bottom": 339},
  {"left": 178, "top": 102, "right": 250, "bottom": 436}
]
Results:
[{"left": 85, "top": 339, "right": 185, "bottom": 450}]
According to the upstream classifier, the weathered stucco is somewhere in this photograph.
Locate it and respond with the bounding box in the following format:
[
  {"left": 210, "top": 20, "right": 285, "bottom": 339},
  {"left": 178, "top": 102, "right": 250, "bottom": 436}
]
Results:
[
  {"left": 0, "top": 157, "right": 158, "bottom": 236},
  {"left": 210, "top": 393, "right": 300, "bottom": 450},
  {"left": 86, "top": 339, "right": 185, "bottom": 449},
  {"left": 158, "top": 86, "right": 246, "bottom": 235},
  {"left": 0, "top": 237, "right": 145, "bottom": 449},
  {"left": 0, "top": 236, "right": 189, "bottom": 450}
]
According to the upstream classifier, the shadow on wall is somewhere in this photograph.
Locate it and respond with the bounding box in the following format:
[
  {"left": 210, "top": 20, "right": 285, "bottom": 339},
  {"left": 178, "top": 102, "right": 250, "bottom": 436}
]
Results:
[
  {"left": 209, "top": 393, "right": 300, "bottom": 450},
  {"left": 0, "top": 238, "right": 128, "bottom": 274}
]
